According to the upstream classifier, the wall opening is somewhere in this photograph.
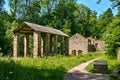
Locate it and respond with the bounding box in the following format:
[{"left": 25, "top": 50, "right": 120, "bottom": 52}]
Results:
[
  {"left": 72, "top": 50, "right": 76, "bottom": 55},
  {"left": 78, "top": 50, "right": 82, "bottom": 54}
]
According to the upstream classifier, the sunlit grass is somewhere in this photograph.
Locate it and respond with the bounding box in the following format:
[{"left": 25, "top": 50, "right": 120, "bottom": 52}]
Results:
[
  {"left": 0, "top": 53, "right": 101, "bottom": 80},
  {"left": 86, "top": 53, "right": 120, "bottom": 73}
]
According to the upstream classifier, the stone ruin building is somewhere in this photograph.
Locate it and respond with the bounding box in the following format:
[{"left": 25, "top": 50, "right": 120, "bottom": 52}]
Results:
[
  {"left": 13, "top": 22, "right": 69, "bottom": 58},
  {"left": 69, "top": 33, "right": 104, "bottom": 55}
]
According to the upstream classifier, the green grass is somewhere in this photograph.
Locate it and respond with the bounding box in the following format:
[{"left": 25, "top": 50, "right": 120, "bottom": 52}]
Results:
[
  {"left": 86, "top": 53, "right": 120, "bottom": 73},
  {"left": 86, "top": 52, "right": 120, "bottom": 79},
  {"left": 0, "top": 53, "right": 100, "bottom": 80}
]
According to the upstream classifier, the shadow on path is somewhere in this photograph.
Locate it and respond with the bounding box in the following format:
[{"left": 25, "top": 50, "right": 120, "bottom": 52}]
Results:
[
  {"left": 63, "top": 59, "right": 108, "bottom": 80},
  {"left": 64, "top": 72, "right": 108, "bottom": 80}
]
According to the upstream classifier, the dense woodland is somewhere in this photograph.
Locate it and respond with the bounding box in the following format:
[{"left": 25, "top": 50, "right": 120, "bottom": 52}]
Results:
[{"left": 0, "top": 0, "right": 120, "bottom": 57}]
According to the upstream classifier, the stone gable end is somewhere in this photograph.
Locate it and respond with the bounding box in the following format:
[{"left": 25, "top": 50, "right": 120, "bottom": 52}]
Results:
[{"left": 69, "top": 33, "right": 105, "bottom": 55}]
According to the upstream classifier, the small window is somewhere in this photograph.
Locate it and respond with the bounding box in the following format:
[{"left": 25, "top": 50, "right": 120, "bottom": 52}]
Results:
[
  {"left": 78, "top": 50, "right": 82, "bottom": 54},
  {"left": 95, "top": 43, "right": 98, "bottom": 47},
  {"left": 72, "top": 50, "right": 76, "bottom": 55}
]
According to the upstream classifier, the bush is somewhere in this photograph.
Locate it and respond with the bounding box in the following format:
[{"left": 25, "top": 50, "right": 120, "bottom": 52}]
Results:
[{"left": 102, "top": 18, "right": 120, "bottom": 57}]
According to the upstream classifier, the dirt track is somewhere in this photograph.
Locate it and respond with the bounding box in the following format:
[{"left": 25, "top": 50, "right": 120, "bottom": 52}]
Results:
[{"left": 63, "top": 59, "right": 108, "bottom": 80}]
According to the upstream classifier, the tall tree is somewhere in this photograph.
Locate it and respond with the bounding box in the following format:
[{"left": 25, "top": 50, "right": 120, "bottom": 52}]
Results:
[
  {"left": 0, "top": 0, "right": 10, "bottom": 55},
  {"left": 73, "top": 4, "right": 97, "bottom": 37},
  {"left": 40, "top": 0, "right": 77, "bottom": 35},
  {"left": 95, "top": 8, "right": 113, "bottom": 39},
  {"left": 8, "top": 0, "right": 41, "bottom": 23},
  {"left": 0, "top": 0, "right": 4, "bottom": 11},
  {"left": 102, "top": 16, "right": 120, "bottom": 56},
  {"left": 97, "top": 0, "right": 120, "bottom": 9}
]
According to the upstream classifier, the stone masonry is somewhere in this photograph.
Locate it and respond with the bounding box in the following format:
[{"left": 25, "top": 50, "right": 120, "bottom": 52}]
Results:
[{"left": 69, "top": 33, "right": 105, "bottom": 55}]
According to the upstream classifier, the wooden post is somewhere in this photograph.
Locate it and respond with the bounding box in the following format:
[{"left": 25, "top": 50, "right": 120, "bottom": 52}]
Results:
[
  {"left": 13, "top": 33, "right": 19, "bottom": 57},
  {"left": 65, "top": 37, "right": 69, "bottom": 55},
  {"left": 24, "top": 34, "right": 29, "bottom": 58},
  {"left": 60, "top": 36, "right": 64, "bottom": 54},
  {"left": 33, "top": 31, "right": 39, "bottom": 58},
  {"left": 54, "top": 35, "right": 58, "bottom": 55}
]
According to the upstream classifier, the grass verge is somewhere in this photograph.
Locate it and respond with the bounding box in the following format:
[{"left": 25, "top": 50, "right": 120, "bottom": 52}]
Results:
[
  {"left": 86, "top": 52, "right": 120, "bottom": 80},
  {"left": 0, "top": 53, "right": 100, "bottom": 80}
]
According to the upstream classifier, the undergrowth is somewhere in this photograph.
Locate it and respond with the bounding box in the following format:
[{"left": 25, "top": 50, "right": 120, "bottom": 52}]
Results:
[{"left": 0, "top": 53, "right": 100, "bottom": 80}]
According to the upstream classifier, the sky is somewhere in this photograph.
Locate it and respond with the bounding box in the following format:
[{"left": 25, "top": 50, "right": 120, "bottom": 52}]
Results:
[
  {"left": 4, "top": 0, "right": 118, "bottom": 16},
  {"left": 77, "top": 0, "right": 118, "bottom": 16}
]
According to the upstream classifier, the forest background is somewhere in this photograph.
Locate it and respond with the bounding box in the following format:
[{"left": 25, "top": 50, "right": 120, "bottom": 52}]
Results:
[{"left": 0, "top": 0, "right": 120, "bottom": 57}]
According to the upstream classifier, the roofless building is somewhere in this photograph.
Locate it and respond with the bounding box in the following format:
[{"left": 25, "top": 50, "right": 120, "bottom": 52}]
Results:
[{"left": 13, "top": 22, "right": 69, "bottom": 58}]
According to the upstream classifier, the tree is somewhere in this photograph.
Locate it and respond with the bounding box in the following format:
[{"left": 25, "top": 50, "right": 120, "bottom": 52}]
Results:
[
  {"left": 93, "top": 8, "right": 113, "bottom": 39},
  {"left": 97, "top": 0, "right": 120, "bottom": 8},
  {"left": 41, "top": 0, "right": 77, "bottom": 35},
  {"left": 110, "top": 0, "right": 120, "bottom": 8},
  {"left": 4, "top": 21, "right": 18, "bottom": 55},
  {"left": 102, "top": 12, "right": 120, "bottom": 56},
  {"left": 0, "top": 0, "right": 4, "bottom": 11},
  {"left": 8, "top": 0, "right": 41, "bottom": 23},
  {"left": 73, "top": 4, "right": 97, "bottom": 37},
  {"left": 0, "top": 0, "right": 10, "bottom": 55}
]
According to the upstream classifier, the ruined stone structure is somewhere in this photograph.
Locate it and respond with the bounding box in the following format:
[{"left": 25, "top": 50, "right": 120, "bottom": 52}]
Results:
[
  {"left": 69, "top": 33, "right": 104, "bottom": 55},
  {"left": 69, "top": 33, "right": 88, "bottom": 55},
  {"left": 13, "top": 22, "right": 69, "bottom": 58}
]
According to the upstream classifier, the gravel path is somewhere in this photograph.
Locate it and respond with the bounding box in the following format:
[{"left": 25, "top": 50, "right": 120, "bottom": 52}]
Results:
[{"left": 63, "top": 59, "right": 108, "bottom": 80}]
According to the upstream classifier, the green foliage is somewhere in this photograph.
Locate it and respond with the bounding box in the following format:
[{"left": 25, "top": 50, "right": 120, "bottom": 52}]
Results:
[
  {"left": 62, "top": 19, "right": 71, "bottom": 35},
  {"left": 102, "top": 17, "right": 120, "bottom": 56},
  {"left": 0, "top": 0, "right": 119, "bottom": 59},
  {"left": 5, "top": 21, "right": 18, "bottom": 40},
  {"left": 4, "top": 21, "right": 18, "bottom": 55},
  {"left": 0, "top": 53, "right": 100, "bottom": 80},
  {"left": 0, "top": 0, "right": 5, "bottom": 10},
  {"left": 86, "top": 52, "right": 120, "bottom": 73},
  {"left": 94, "top": 8, "right": 113, "bottom": 39},
  {"left": 98, "top": 0, "right": 120, "bottom": 9},
  {"left": 0, "top": 10, "right": 10, "bottom": 55},
  {"left": 73, "top": 4, "right": 97, "bottom": 37}
]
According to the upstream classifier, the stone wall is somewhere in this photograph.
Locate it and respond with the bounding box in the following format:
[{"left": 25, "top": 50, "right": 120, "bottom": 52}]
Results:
[
  {"left": 94, "top": 60, "right": 108, "bottom": 74},
  {"left": 93, "top": 39, "right": 105, "bottom": 51},
  {"left": 69, "top": 33, "right": 88, "bottom": 55},
  {"left": 69, "top": 33, "right": 105, "bottom": 55}
]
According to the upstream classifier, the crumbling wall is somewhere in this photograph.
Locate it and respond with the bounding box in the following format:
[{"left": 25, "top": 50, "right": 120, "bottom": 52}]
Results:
[
  {"left": 69, "top": 33, "right": 88, "bottom": 55},
  {"left": 69, "top": 33, "right": 105, "bottom": 55}
]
